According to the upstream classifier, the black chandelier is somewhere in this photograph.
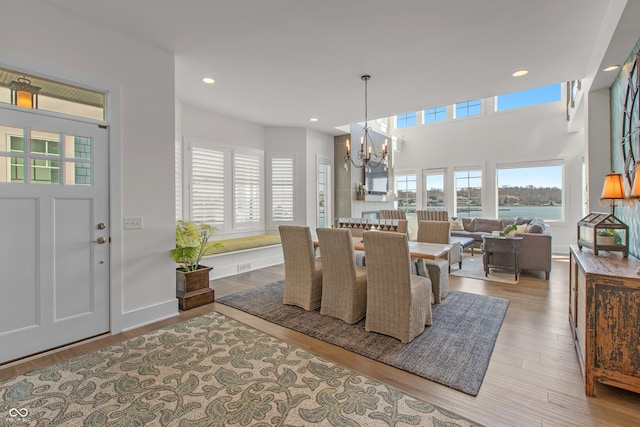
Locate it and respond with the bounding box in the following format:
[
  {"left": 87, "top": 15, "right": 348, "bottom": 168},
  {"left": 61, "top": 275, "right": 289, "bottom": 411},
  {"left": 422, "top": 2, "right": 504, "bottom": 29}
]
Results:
[{"left": 345, "top": 75, "right": 388, "bottom": 170}]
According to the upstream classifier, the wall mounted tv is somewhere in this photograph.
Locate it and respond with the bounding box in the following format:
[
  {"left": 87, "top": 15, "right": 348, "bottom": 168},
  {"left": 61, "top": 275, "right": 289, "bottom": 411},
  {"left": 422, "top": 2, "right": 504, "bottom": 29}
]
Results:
[{"left": 350, "top": 124, "right": 389, "bottom": 195}]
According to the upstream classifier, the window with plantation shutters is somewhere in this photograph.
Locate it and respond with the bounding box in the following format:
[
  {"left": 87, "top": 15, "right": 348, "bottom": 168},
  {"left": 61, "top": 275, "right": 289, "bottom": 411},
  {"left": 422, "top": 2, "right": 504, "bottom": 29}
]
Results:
[
  {"left": 233, "top": 152, "right": 262, "bottom": 226},
  {"left": 175, "top": 137, "right": 182, "bottom": 220},
  {"left": 271, "top": 157, "right": 294, "bottom": 222},
  {"left": 191, "top": 146, "right": 225, "bottom": 225}
]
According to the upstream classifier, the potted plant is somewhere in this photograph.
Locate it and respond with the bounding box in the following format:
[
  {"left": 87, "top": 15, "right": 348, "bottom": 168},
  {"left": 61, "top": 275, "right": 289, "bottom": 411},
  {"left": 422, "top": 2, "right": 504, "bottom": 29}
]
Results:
[
  {"left": 596, "top": 229, "right": 622, "bottom": 246},
  {"left": 170, "top": 220, "right": 222, "bottom": 310},
  {"left": 503, "top": 224, "right": 518, "bottom": 238}
]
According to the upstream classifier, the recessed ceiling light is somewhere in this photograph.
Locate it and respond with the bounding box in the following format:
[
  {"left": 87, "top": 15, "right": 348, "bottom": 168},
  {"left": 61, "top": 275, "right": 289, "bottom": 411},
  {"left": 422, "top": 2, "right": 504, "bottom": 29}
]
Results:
[
  {"left": 309, "top": 117, "right": 318, "bottom": 122},
  {"left": 512, "top": 70, "right": 529, "bottom": 77},
  {"left": 603, "top": 65, "right": 620, "bottom": 72},
  {"left": 202, "top": 77, "right": 215, "bottom": 84}
]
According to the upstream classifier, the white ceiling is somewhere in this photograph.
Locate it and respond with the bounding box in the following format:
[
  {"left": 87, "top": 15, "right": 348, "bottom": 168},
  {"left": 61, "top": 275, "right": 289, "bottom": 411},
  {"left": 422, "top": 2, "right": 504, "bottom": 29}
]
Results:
[{"left": 44, "top": 0, "right": 633, "bottom": 135}]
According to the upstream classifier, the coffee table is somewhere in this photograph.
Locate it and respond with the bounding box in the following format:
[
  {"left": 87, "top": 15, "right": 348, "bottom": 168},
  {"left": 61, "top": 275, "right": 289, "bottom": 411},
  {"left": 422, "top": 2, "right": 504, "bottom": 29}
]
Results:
[{"left": 451, "top": 236, "right": 476, "bottom": 255}]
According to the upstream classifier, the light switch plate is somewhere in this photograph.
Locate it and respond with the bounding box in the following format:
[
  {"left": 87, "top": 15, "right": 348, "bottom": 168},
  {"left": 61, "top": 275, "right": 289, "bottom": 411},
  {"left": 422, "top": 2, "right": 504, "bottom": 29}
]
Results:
[{"left": 123, "top": 217, "right": 143, "bottom": 230}]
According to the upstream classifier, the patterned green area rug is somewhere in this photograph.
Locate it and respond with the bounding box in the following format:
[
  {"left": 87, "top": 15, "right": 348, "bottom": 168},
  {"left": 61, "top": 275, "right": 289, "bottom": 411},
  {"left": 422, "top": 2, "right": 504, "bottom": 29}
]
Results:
[{"left": 0, "top": 312, "right": 481, "bottom": 426}]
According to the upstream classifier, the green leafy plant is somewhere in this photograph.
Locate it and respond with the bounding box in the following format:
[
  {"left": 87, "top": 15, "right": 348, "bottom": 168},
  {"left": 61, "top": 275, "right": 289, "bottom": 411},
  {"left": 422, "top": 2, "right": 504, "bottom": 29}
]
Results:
[
  {"left": 503, "top": 224, "right": 517, "bottom": 235},
  {"left": 597, "top": 228, "right": 622, "bottom": 245},
  {"left": 170, "top": 220, "right": 222, "bottom": 271}
]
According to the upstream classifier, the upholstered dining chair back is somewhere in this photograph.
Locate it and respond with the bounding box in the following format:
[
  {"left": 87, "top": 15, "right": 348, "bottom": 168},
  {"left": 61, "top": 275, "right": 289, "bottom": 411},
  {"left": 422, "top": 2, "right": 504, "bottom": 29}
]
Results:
[
  {"left": 362, "top": 231, "right": 432, "bottom": 343},
  {"left": 416, "top": 210, "right": 449, "bottom": 222},
  {"left": 379, "top": 209, "right": 407, "bottom": 220},
  {"left": 417, "top": 220, "right": 450, "bottom": 244},
  {"left": 393, "top": 219, "right": 409, "bottom": 235},
  {"left": 316, "top": 228, "right": 367, "bottom": 324},
  {"left": 279, "top": 225, "right": 322, "bottom": 311}
]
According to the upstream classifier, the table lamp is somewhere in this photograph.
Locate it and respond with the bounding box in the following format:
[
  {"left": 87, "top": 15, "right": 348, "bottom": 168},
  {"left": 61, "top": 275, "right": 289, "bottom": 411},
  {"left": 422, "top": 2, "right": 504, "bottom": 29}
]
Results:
[{"left": 600, "top": 172, "right": 626, "bottom": 215}]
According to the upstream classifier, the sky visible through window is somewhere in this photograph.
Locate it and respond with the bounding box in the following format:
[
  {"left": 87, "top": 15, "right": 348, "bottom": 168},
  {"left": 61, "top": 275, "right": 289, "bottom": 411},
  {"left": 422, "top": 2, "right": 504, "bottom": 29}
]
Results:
[
  {"left": 496, "top": 84, "right": 561, "bottom": 111},
  {"left": 497, "top": 165, "right": 561, "bottom": 188}
]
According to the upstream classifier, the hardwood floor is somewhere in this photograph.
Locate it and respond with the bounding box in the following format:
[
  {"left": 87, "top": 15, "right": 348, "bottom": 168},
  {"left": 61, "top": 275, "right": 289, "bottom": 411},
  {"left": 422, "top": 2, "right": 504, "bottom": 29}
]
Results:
[{"left": 2, "top": 255, "right": 640, "bottom": 426}]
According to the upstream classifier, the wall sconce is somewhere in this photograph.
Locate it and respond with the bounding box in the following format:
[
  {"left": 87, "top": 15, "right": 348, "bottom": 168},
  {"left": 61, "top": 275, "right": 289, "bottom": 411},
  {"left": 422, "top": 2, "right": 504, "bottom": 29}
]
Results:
[
  {"left": 10, "top": 76, "right": 40, "bottom": 109},
  {"left": 600, "top": 171, "right": 626, "bottom": 214}
]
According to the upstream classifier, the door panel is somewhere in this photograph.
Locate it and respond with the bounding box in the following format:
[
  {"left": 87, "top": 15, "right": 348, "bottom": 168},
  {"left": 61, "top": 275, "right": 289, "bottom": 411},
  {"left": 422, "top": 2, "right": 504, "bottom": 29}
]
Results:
[
  {"left": 0, "top": 109, "right": 109, "bottom": 363},
  {"left": 0, "top": 197, "right": 38, "bottom": 334},
  {"left": 55, "top": 198, "right": 94, "bottom": 319}
]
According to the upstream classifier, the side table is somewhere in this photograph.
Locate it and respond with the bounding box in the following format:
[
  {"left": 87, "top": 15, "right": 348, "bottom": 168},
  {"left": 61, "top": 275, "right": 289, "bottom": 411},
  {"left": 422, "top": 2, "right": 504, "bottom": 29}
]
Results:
[{"left": 481, "top": 236, "right": 523, "bottom": 280}]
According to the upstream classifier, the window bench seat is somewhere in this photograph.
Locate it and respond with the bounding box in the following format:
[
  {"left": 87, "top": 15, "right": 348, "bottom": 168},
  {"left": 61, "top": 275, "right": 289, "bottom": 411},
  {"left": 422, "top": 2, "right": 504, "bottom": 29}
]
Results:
[{"left": 203, "top": 234, "right": 283, "bottom": 280}]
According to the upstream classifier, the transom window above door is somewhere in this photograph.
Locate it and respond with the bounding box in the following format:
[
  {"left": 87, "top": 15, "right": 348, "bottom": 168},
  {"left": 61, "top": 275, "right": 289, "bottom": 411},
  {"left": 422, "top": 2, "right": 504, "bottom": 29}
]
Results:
[{"left": 0, "top": 67, "right": 105, "bottom": 121}]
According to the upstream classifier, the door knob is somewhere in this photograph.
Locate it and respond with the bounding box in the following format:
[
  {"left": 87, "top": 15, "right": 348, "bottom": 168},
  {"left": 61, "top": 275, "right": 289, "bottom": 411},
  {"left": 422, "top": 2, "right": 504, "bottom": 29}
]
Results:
[
  {"left": 97, "top": 223, "right": 106, "bottom": 229},
  {"left": 96, "top": 237, "right": 106, "bottom": 244}
]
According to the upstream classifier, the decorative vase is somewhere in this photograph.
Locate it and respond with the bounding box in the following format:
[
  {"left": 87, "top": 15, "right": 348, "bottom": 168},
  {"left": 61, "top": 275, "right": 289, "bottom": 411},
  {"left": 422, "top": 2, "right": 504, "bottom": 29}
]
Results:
[{"left": 506, "top": 231, "right": 516, "bottom": 239}]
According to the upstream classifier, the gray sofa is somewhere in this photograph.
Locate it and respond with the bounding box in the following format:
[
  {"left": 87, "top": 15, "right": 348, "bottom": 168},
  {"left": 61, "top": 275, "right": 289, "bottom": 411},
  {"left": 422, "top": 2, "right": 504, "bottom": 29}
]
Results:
[{"left": 450, "top": 217, "right": 552, "bottom": 279}]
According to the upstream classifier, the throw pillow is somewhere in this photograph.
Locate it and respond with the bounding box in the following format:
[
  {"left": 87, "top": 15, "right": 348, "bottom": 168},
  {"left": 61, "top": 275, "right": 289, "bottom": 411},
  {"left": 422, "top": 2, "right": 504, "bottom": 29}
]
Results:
[
  {"left": 514, "top": 216, "right": 533, "bottom": 225},
  {"left": 515, "top": 224, "right": 528, "bottom": 234},
  {"left": 526, "top": 219, "right": 545, "bottom": 233},
  {"left": 449, "top": 217, "right": 464, "bottom": 230}
]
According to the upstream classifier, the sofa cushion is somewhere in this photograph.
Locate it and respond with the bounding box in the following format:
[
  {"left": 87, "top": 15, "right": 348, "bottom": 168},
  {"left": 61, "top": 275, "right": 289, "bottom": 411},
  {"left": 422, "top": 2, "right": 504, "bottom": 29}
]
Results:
[
  {"left": 514, "top": 216, "right": 533, "bottom": 225},
  {"left": 526, "top": 219, "right": 546, "bottom": 233},
  {"left": 449, "top": 217, "right": 464, "bottom": 230},
  {"left": 472, "top": 218, "right": 502, "bottom": 233}
]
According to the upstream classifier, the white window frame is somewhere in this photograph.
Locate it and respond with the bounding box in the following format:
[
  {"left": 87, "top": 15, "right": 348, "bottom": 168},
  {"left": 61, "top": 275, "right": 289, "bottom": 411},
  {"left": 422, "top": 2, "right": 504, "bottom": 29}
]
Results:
[
  {"left": 185, "top": 137, "right": 264, "bottom": 235},
  {"left": 422, "top": 167, "right": 447, "bottom": 210},
  {"left": 395, "top": 173, "right": 417, "bottom": 215},
  {"left": 453, "top": 99, "right": 484, "bottom": 120},
  {"left": 454, "top": 166, "right": 484, "bottom": 217},
  {"left": 495, "top": 159, "right": 565, "bottom": 223},
  {"left": 316, "top": 155, "right": 332, "bottom": 229},
  {"left": 267, "top": 153, "right": 296, "bottom": 228},
  {"left": 175, "top": 136, "right": 182, "bottom": 220},
  {"left": 232, "top": 150, "right": 264, "bottom": 230}
]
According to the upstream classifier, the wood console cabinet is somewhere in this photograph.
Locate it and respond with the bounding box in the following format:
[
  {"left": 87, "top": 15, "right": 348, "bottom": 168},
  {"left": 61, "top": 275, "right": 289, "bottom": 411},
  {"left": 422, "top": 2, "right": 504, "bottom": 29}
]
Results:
[{"left": 569, "top": 245, "right": 640, "bottom": 396}]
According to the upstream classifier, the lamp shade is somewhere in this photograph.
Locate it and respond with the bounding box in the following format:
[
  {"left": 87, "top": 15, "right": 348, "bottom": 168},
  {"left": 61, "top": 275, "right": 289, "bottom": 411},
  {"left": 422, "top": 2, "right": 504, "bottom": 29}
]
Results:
[
  {"left": 600, "top": 172, "right": 626, "bottom": 200},
  {"left": 630, "top": 163, "right": 640, "bottom": 199}
]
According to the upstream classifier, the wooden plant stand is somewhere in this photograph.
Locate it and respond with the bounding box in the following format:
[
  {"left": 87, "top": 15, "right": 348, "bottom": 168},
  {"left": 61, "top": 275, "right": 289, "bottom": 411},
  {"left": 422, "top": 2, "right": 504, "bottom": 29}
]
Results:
[{"left": 176, "top": 266, "right": 214, "bottom": 310}]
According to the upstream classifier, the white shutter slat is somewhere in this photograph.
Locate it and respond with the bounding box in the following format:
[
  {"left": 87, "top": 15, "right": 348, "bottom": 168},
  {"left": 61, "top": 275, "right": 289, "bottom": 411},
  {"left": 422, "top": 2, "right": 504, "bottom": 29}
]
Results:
[
  {"left": 191, "top": 147, "right": 225, "bottom": 225},
  {"left": 271, "top": 157, "right": 293, "bottom": 221},
  {"left": 234, "top": 153, "right": 261, "bottom": 224}
]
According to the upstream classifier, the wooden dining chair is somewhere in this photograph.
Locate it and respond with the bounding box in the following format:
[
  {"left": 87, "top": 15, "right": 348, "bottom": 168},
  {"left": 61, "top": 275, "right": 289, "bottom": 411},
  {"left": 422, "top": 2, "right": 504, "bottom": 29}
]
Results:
[
  {"left": 316, "top": 228, "right": 367, "bottom": 324},
  {"left": 363, "top": 231, "right": 432, "bottom": 343},
  {"left": 279, "top": 225, "right": 322, "bottom": 311}
]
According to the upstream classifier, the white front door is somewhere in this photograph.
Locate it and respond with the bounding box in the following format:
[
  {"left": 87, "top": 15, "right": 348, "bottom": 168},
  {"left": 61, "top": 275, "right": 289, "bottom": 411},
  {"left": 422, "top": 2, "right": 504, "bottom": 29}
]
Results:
[{"left": 0, "top": 109, "right": 109, "bottom": 363}]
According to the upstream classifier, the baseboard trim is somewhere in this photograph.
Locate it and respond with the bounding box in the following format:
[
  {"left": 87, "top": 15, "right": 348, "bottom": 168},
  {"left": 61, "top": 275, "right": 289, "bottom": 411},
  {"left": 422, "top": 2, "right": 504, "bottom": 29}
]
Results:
[{"left": 119, "top": 299, "right": 179, "bottom": 333}]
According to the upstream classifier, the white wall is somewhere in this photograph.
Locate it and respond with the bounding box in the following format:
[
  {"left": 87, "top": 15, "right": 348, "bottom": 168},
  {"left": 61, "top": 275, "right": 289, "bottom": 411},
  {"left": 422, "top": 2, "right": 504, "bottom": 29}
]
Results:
[
  {"left": 390, "top": 97, "right": 585, "bottom": 253},
  {"left": 181, "top": 103, "right": 266, "bottom": 151},
  {"left": 2, "top": 1, "right": 178, "bottom": 331}
]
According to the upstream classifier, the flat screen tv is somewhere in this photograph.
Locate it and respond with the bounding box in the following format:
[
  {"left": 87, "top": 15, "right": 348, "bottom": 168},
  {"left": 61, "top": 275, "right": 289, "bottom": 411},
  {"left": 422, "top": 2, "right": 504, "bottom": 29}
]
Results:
[{"left": 350, "top": 124, "right": 389, "bottom": 195}]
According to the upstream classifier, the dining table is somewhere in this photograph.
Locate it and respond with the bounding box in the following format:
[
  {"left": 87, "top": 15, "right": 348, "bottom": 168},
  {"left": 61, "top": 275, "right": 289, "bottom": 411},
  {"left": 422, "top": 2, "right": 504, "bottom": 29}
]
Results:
[{"left": 313, "top": 236, "right": 452, "bottom": 260}]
